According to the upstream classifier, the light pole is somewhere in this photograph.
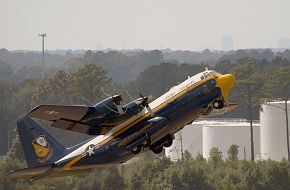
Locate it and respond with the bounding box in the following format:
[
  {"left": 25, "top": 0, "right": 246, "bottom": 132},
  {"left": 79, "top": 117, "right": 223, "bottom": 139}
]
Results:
[
  {"left": 178, "top": 131, "right": 184, "bottom": 161},
  {"left": 39, "top": 33, "right": 47, "bottom": 80}
]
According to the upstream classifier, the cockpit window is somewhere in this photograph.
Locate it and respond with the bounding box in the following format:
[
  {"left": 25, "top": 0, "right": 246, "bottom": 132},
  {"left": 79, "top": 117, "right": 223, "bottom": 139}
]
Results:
[{"left": 200, "top": 71, "right": 216, "bottom": 80}]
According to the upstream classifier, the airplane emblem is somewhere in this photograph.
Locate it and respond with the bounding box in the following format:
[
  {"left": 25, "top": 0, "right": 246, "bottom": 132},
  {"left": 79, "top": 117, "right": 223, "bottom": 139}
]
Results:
[
  {"left": 85, "top": 144, "right": 95, "bottom": 157},
  {"left": 44, "top": 110, "right": 60, "bottom": 115}
]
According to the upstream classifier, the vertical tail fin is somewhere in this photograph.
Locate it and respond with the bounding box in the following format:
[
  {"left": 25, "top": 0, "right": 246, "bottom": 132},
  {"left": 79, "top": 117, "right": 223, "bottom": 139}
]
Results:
[{"left": 17, "top": 116, "right": 66, "bottom": 168}]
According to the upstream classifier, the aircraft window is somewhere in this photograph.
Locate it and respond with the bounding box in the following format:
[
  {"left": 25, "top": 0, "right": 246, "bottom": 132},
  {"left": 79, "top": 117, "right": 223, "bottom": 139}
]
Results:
[{"left": 202, "top": 71, "right": 218, "bottom": 80}]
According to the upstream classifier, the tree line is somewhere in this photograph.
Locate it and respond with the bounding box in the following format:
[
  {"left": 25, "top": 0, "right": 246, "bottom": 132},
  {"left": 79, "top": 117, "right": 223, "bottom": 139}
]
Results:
[
  {"left": 0, "top": 48, "right": 290, "bottom": 189},
  {"left": 2, "top": 145, "right": 290, "bottom": 190}
]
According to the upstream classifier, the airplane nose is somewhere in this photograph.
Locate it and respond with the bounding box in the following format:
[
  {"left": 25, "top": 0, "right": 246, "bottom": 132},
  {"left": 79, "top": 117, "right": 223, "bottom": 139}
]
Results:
[{"left": 216, "top": 74, "right": 235, "bottom": 101}]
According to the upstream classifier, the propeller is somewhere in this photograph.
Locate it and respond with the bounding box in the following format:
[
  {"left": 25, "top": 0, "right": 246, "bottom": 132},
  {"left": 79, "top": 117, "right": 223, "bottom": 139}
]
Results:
[
  {"left": 139, "top": 93, "right": 154, "bottom": 116},
  {"left": 101, "top": 87, "right": 124, "bottom": 115},
  {"left": 112, "top": 94, "right": 124, "bottom": 115}
]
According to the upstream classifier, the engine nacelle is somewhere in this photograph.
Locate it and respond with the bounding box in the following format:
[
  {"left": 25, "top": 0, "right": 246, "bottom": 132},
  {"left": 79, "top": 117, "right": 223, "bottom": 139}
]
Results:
[{"left": 117, "top": 117, "right": 168, "bottom": 150}]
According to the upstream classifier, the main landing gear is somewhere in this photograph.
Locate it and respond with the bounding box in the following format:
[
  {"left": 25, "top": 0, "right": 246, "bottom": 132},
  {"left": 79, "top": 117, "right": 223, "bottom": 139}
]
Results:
[
  {"left": 130, "top": 138, "right": 152, "bottom": 155},
  {"left": 130, "top": 135, "right": 174, "bottom": 155},
  {"left": 152, "top": 146, "right": 163, "bottom": 154},
  {"left": 151, "top": 136, "right": 174, "bottom": 155},
  {"left": 131, "top": 146, "right": 142, "bottom": 154}
]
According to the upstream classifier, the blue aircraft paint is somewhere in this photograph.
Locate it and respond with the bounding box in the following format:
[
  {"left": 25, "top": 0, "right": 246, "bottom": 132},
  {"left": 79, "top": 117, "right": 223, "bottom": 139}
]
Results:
[{"left": 58, "top": 78, "right": 222, "bottom": 168}]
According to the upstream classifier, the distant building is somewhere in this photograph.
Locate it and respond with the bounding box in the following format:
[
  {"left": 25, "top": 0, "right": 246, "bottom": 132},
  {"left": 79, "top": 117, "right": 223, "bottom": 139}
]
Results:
[
  {"left": 165, "top": 119, "right": 260, "bottom": 161},
  {"left": 260, "top": 101, "right": 290, "bottom": 160},
  {"left": 165, "top": 100, "right": 290, "bottom": 162},
  {"left": 95, "top": 42, "right": 103, "bottom": 50},
  {"left": 278, "top": 38, "right": 290, "bottom": 49},
  {"left": 222, "top": 35, "right": 233, "bottom": 51}
]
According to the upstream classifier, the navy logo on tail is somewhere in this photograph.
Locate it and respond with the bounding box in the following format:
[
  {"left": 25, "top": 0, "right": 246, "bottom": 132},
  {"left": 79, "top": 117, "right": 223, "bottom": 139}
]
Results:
[{"left": 32, "top": 135, "right": 53, "bottom": 163}]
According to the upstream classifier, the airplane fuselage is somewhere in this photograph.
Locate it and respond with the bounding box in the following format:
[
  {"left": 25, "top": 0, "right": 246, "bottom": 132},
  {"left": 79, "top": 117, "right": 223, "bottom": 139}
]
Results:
[{"left": 55, "top": 70, "right": 233, "bottom": 170}]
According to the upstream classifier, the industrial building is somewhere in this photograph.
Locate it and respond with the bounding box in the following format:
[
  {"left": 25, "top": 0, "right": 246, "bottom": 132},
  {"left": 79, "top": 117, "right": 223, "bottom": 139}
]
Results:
[
  {"left": 260, "top": 101, "right": 290, "bottom": 160},
  {"left": 165, "top": 101, "right": 290, "bottom": 161}
]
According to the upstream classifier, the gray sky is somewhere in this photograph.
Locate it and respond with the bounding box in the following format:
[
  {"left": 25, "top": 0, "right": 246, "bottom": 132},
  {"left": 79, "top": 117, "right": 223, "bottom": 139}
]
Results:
[{"left": 1, "top": 0, "right": 290, "bottom": 50}]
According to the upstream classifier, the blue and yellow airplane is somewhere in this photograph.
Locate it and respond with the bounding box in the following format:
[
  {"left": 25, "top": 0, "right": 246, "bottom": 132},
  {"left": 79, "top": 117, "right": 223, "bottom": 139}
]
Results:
[{"left": 3, "top": 70, "right": 235, "bottom": 181}]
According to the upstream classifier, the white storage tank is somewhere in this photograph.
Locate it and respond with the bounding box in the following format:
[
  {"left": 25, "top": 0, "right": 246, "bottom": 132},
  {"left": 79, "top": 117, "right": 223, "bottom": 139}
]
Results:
[
  {"left": 165, "top": 124, "right": 203, "bottom": 161},
  {"left": 260, "top": 101, "right": 290, "bottom": 161},
  {"left": 202, "top": 120, "right": 260, "bottom": 160}
]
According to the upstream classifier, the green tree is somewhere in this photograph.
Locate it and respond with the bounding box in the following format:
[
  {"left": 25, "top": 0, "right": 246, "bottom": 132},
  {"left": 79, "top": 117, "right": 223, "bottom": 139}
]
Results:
[
  {"left": 183, "top": 150, "right": 192, "bottom": 161},
  {"left": 70, "top": 63, "right": 111, "bottom": 104},
  {"left": 195, "top": 151, "right": 205, "bottom": 162},
  {"left": 32, "top": 70, "right": 71, "bottom": 105},
  {"left": 0, "top": 80, "right": 17, "bottom": 155},
  {"left": 264, "top": 67, "right": 290, "bottom": 162},
  {"left": 232, "top": 58, "right": 265, "bottom": 160},
  {"left": 209, "top": 147, "right": 223, "bottom": 166},
  {"left": 227, "top": 144, "right": 239, "bottom": 161},
  {"left": 7, "top": 136, "right": 25, "bottom": 161}
]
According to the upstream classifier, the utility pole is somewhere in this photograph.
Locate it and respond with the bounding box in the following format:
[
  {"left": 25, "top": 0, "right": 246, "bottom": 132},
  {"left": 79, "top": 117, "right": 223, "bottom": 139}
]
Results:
[
  {"left": 179, "top": 131, "right": 184, "bottom": 161},
  {"left": 248, "top": 88, "right": 255, "bottom": 161},
  {"left": 243, "top": 146, "right": 246, "bottom": 160},
  {"left": 39, "top": 33, "right": 47, "bottom": 80},
  {"left": 285, "top": 100, "right": 290, "bottom": 162}
]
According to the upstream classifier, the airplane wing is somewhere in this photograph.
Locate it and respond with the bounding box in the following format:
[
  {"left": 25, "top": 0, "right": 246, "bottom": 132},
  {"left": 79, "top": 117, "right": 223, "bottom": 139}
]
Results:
[
  {"left": 28, "top": 105, "right": 95, "bottom": 121},
  {"left": 27, "top": 102, "right": 145, "bottom": 135},
  {"left": 51, "top": 118, "right": 109, "bottom": 135}
]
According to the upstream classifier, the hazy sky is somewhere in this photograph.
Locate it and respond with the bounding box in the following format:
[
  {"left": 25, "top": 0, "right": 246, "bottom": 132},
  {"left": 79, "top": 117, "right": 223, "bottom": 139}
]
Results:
[{"left": 1, "top": 0, "right": 290, "bottom": 50}]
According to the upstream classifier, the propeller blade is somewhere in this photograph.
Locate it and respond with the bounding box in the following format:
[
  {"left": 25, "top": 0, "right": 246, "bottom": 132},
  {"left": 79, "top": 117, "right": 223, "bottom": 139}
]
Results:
[
  {"left": 101, "top": 87, "right": 112, "bottom": 97},
  {"left": 146, "top": 105, "right": 154, "bottom": 116},
  {"left": 133, "top": 83, "right": 154, "bottom": 116},
  {"left": 139, "top": 92, "right": 144, "bottom": 98},
  {"left": 116, "top": 104, "right": 124, "bottom": 115},
  {"left": 140, "top": 96, "right": 154, "bottom": 116},
  {"left": 125, "top": 90, "right": 134, "bottom": 101}
]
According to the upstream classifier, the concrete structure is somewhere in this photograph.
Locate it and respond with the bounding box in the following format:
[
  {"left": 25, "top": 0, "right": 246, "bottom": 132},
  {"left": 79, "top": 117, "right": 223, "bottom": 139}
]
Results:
[
  {"left": 260, "top": 101, "right": 290, "bottom": 161},
  {"left": 202, "top": 119, "right": 260, "bottom": 160},
  {"left": 165, "top": 124, "right": 202, "bottom": 161},
  {"left": 165, "top": 119, "right": 260, "bottom": 161}
]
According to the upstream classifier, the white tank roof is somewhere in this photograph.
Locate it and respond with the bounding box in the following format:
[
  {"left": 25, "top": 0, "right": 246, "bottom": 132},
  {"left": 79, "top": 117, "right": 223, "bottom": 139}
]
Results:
[{"left": 192, "top": 118, "right": 260, "bottom": 127}]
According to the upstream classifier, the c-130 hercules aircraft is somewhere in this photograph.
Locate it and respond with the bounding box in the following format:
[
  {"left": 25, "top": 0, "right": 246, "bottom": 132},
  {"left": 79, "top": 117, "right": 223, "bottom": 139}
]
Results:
[{"left": 4, "top": 70, "right": 235, "bottom": 181}]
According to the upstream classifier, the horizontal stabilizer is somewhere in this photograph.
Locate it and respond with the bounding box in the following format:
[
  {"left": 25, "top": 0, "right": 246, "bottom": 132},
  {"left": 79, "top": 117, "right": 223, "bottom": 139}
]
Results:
[
  {"left": 28, "top": 105, "right": 94, "bottom": 121},
  {"left": 3, "top": 165, "right": 51, "bottom": 179},
  {"left": 3, "top": 165, "right": 92, "bottom": 182}
]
